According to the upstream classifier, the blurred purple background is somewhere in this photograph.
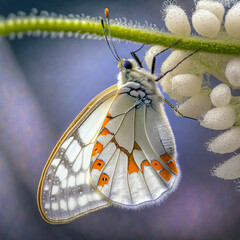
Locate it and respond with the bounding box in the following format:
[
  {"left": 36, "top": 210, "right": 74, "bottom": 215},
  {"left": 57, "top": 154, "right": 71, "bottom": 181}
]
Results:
[{"left": 0, "top": 0, "right": 239, "bottom": 239}]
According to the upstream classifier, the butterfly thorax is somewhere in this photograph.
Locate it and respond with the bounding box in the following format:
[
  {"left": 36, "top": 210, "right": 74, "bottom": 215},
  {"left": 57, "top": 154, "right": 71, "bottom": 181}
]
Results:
[{"left": 117, "top": 58, "right": 163, "bottom": 106}]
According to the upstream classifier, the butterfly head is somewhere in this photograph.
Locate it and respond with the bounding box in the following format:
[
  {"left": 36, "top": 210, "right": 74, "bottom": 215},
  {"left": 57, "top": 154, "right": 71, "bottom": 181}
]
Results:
[
  {"left": 117, "top": 58, "right": 157, "bottom": 93},
  {"left": 118, "top": 58, "right": 137, "bottom": 71}
]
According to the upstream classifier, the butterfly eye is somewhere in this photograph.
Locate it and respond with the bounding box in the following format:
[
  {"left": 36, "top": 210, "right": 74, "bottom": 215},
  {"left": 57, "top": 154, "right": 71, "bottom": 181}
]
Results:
[{"left": 122, "top": 60, "right": 133, "bottom": 69}]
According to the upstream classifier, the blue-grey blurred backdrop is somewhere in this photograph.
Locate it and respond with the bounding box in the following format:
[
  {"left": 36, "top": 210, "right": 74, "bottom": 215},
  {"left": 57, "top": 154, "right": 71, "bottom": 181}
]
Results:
[{"left": 0, "top": 0, "right": 239, "bottom": 239}]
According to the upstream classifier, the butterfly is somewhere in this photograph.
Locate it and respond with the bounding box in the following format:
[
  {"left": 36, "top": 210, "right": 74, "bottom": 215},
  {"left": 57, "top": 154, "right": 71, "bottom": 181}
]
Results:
[{"left": 37, "top": 9, "right": 198, "bottom": 224}]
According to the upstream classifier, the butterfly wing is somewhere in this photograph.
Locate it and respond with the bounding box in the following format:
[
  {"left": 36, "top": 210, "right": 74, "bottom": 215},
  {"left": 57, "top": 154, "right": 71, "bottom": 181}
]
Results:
[
  {"left": 90, "top": 85, "right": 180, "bottom": 208},
  {"left": 37, "top": 85, "right": 118, "bottom": 224}
]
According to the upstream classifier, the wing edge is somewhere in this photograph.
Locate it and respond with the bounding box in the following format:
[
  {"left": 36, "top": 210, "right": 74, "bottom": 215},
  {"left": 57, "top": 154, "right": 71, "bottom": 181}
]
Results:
[{"left": 37, "top": 84, "right": 118, "bottom": 224}]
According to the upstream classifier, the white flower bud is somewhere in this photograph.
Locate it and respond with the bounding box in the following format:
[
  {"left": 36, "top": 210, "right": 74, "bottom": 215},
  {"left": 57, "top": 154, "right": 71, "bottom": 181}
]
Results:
[
  {"left": 225, "top": 2, "right": 240, "bottom": 38},
  {"left": 192, "top": 9, "right": 221, "bottom": 38},
  {"left": 168, "top": 88, "right": 188, "bottom": 102},
  {"left": 160, "top": 73, "right": 173, "bottom": 93},
  {"left": 164, "top": 5, "right": 191, "bottom": 35},
  {"left": 200, "top": 106, "right": 236, "bottom": 130},
  {"left": 210, "top": 83, "right": 232, "bottom": 107},
  {"left": 207, "top": 127, "right": 240, "bottom": 154},
  {"left": 177, "top": 94, "right": 212, "bottom": 119},
  {"left": 172, "top": 74, "right": 202, "bottom": 97},
  {"left": 225, "top": 58, "right": 240, "bottom": 87},
  {"left": 161, "top": 50, "right": 192, "bottom": 76},
  {"left": 212, "top": 154, "right": 240, "bottom": 180},
  {"left": 145, "top": 45, "right": 165, "bottom": 70},
  {"left": 196, "top": 1, "right": 225, "bottom": 22}
]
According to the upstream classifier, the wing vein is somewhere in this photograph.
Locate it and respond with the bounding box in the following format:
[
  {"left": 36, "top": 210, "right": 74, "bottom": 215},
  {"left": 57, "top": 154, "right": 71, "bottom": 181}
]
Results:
[
  {"left": 143, "top": 105, "right": 168, "bottom": 188},
  {"left": 126, "top": 107, "right": 136, "bottom": 204},
  {"left": 49, "top": 136, "right": 74, "bottom": 217},
  {"left": 109, "top": 150, "right": 121, "bottom": 198},
  {"left": 135, "top": 105, "right": 153, "bottom": 199},
  {"left": 99, "top": 147, "right": 118, "bottom": 177}
]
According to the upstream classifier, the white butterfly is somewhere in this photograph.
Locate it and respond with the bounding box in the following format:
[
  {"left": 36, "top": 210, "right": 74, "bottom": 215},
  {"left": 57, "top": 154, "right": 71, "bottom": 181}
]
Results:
[
  {"left": 37, "top": 56, "right": 181, "bottom": 223},
  {"left": 37, "top": 10, "right": 185, "bottom": 224}
]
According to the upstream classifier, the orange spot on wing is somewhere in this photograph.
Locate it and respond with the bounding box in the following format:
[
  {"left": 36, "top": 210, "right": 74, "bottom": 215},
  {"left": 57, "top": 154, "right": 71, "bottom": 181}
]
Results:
[
  {"left": 168, "top": 159, "right": 178, "bottom": 174},
  {"left": 92, "top": 142, "right": 103, "bottom": 157},
  {"left": 160, "top": 169, "right": 171, "bottom": 181},
  {"left": 100, "top": 128, "right": 109, "bottom": 136},
  {"left": 103, "top": 113, "right": 112, "bottom": 127},
  {"left": 141, "top": 160, "right": 150, "bottom": 175},
  {"left": 160, "top": 153, "right": 172, "bottom": 164},
  {"left": 128, "top": 154, "right": 139, "bottom": 174},
  {"left": 151, "top": 160, "right": 163, "bottom": 171},
  {"left": 98, "top": 173, "right": 109, "bottom": 190},
  {"left": 91, "top": 159, "right": 105, "bottom": 172}
]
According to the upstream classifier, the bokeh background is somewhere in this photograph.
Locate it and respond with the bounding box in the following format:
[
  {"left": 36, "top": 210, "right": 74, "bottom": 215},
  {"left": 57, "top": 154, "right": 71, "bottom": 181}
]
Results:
[{"left": 0, "top": 0, "right": 239, "bottom": 239}]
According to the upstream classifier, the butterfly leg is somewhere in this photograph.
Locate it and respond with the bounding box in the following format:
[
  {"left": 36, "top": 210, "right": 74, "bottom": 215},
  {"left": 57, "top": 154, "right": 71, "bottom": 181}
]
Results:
[
  {"left": 155, "top": 47, "right": 201, "bottom": 82},
  {"left": 162, "top": 97, "right": 197, "bottom": 121},
  {"left": 151, "top": 40, "right": 180, "bottom": 74},
  {"left": 130, "top": 44, "right": 145, "bottom": 68}
]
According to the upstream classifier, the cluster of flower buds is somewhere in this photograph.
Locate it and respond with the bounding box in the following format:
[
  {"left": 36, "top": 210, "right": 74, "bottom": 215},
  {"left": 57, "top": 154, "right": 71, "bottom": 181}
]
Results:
[{"left": 145, "top": 0, "right": 240, "bottom": 190}]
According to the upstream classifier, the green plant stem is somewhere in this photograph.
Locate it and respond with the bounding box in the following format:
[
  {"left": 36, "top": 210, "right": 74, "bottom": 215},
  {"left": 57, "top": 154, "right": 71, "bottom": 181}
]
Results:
[{"left": 1, "top": 16, "right": 240, "bottom": 55}]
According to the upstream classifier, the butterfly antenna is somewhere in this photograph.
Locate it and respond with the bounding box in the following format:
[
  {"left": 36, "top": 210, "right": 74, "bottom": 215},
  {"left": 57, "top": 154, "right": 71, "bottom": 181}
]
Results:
[
  {"left": 101, "top": 18, "right": 119, "bottom": 61},
  {"left": 104, "top": 8, "right": 121, "bottom": 61}
]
